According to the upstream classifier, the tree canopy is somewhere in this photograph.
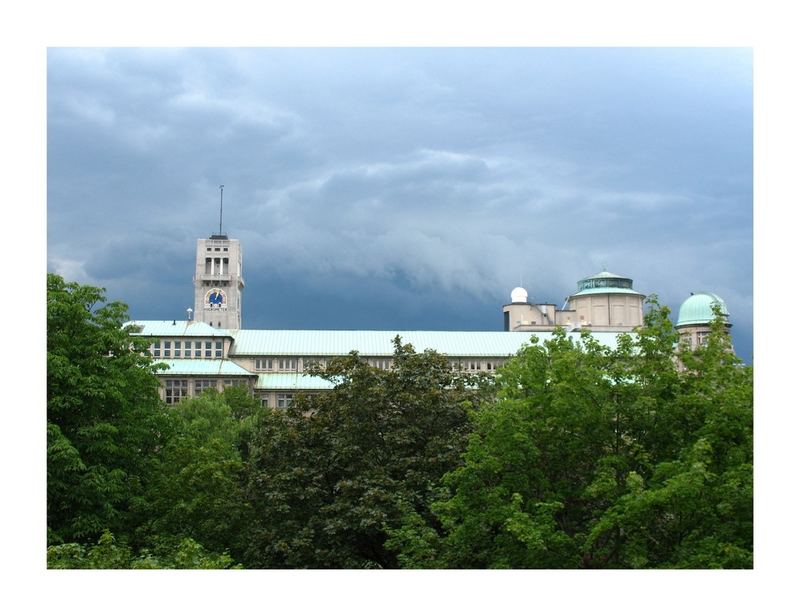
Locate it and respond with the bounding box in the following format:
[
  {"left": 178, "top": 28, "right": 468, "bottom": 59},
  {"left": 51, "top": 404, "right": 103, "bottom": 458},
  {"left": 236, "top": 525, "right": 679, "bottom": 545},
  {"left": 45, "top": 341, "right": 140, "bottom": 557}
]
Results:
[
  {"left": 242, "top": 339, "right": 492, "bottom": 568},
  {"left": 47, "top": 274, "right": 751, "bottom": 569},
  {"left": 388, "top": 303, "right": 753, "bottom": 568},
  {"left": 47, "top": 273, "right": 168, "bottom": 545}
]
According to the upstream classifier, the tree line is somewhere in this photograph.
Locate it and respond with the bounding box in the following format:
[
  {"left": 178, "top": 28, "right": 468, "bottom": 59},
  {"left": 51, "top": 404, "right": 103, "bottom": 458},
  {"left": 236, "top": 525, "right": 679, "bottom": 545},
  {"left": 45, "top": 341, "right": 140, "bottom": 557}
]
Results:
[{"left": 47, "top": 273, "right": 752, "bottom": 568}]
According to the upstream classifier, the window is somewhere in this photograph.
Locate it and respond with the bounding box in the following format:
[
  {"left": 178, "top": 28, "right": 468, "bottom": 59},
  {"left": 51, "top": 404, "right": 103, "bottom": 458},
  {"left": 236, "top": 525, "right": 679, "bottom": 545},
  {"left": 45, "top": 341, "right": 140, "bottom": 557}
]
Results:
[
  {"left": 151, "top": 341, "right": 161, "bottom": 358},
  {"left": 174, "top": 341, "right": 181, "bottom": 356},
  {"left": 469, "top": 360, "right": 481, "bottom": 371},
  {"left": 276, "top": 393, "right": 294, "bottom": 409},
  {"left": 255, "top": 358, "right": 272, "bottom": 371},
  {"left": 165, "top": 379, "right": 187, "bottom": 404},
  {"left": 205, "top": 341, "right": 212, "bottom": 358},
  {"left": 303, "top": 357, "right": 320, "bottom": 370},
  {"left": 486, "top": 362, "right": 493, "bottom": 371},
  {"left": 223, "top": 379, "right": 243, "bottom": 389},
  {"left": 278, "top": 358, "right": 298, "bottom": 372},
  {"left": 697, "top": 332, "right": 710, "bottom": 347},
  {"left": 163, "top": 340, "right": 172, "bottom": 358},
  {"left": 215, "top": 340, "right": 223, "bottom": 358},
  {"left": 183, "top": 342, "right": 192, "bottom": 358},
  {"left": 194, "top": 341, "right": 202, "bottom": 358},
  {"left": 195, "top": 379, "right": 217, "bottom": 395},
  {"left": 260, "top": 397, "right": 271, "bottom": 408},
  {"left": 369, "top": 358, "right": 391, "bottom": 370},
  {"left": 681, "top": 334, "right": 692, "bottom": 348}
]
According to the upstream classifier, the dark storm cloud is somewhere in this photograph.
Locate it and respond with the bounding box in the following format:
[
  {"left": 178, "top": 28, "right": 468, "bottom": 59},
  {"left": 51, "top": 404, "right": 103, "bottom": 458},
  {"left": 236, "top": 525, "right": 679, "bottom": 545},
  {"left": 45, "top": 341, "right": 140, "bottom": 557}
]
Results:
[{"left": 47, "top": 47, "right": 753, "bottom": 360}]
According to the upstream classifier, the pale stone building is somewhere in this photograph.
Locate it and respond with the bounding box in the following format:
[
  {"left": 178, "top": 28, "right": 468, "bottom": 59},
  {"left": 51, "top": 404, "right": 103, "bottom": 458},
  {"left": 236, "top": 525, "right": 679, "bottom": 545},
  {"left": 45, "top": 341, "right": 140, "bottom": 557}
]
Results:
[
  {"left": 502, "top": 270, "right": 645, "bottom": 333},
  {"left": 128, "top": 233, "right": 732, "bottom": 406}
]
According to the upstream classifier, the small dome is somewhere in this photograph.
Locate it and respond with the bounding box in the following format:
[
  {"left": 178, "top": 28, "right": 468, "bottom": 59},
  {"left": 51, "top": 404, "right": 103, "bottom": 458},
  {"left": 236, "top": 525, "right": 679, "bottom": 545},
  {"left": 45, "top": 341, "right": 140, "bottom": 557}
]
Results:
[
  {"left": 510, "top": 287, "right": 528, "bottom": 303},
  {"left": 570, "top": 269, "right": 643, "bottom": 298},
  {"left": 676, "top": 292, "right": 730, "bottom": 327},
  {"left": 577, "top": 270, "right": 634, "bottom": 291}
]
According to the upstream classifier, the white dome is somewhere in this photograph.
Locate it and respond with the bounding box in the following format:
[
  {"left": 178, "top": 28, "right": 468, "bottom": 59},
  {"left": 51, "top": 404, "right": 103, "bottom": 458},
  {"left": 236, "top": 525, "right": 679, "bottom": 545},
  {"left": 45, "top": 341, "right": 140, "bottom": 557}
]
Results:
[{"left": 510, "top": 287, "right": 528, "bottom": 303}]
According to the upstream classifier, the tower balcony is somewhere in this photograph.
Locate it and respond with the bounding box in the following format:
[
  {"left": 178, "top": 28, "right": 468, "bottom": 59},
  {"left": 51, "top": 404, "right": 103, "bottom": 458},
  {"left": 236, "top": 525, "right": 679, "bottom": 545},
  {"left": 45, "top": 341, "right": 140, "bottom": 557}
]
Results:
[
  {"left": 194, "top": 273, "right": 245, "bottom": 288},
  {"left": 195, "top": 273, "right": 233, "bottom": 283}
]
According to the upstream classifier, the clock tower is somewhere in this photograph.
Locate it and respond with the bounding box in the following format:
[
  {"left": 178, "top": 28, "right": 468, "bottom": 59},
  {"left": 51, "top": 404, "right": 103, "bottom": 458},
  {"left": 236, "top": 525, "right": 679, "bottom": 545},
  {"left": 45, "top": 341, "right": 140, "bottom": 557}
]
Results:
[{"left": 192, "top": 233, "right": 245, "bottom": 330}]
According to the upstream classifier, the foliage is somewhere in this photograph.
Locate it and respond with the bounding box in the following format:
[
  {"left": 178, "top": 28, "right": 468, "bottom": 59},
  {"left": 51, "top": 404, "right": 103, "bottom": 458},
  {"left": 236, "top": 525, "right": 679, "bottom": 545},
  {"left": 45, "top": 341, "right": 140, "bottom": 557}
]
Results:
[
  {"left": 47, "top": 274, "right": 751, "bottom": 570},
  {"left": 242, "top": 338, "right": 492, "bottom": 568},
  {"left": 391, "top": 300, "right": 753, "bottom": 568},
  {"left": 47, "top": 273, "right": 169, "bottom": 545},
  {"left": 134, "top": 391, "right": 254, "bottom": 560},
  {"left": 47, "top": 530, "right": 240, "bottom": 569}
]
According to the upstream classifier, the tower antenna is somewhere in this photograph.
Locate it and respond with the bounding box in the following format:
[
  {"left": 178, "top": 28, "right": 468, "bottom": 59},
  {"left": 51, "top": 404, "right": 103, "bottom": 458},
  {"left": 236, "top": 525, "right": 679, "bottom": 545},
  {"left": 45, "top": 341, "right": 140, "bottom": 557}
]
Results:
[{"left": 218, "top": 185, "right": 224, "bottom": 236}]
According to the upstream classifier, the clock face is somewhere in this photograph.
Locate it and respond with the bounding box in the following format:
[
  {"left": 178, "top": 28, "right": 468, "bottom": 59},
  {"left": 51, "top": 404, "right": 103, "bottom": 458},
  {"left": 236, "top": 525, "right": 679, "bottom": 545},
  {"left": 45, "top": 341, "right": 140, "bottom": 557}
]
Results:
[{"left": 206, "top": 289, "right": 227, "bottom": 307}]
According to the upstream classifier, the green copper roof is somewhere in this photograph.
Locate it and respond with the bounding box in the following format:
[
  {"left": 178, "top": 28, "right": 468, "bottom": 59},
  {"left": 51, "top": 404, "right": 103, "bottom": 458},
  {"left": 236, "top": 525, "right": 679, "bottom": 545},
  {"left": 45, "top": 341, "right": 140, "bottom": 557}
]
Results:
[
  {"left": 256, "top": 374, "right": 335, "bottom": 390},
  {"left": 570, "top": 287, "right": 645, "bottom": 298},
  {"left": 154, "top": 359, "right": 254, "bottom": 376},
  {"left": 229, "top": 329, "right": 622, "bottom": 357},
  {"left": 572, "top": 270, "right": 642, "bottom": 297},
  {"left": 676, "top": 292, "right": 730, "bottom": 327},
  {"left": 126, "top": 320, "right": 231, "bottom": 337},
  {"left": 584, "top": 270, "right": 628, "bottom": 280}
]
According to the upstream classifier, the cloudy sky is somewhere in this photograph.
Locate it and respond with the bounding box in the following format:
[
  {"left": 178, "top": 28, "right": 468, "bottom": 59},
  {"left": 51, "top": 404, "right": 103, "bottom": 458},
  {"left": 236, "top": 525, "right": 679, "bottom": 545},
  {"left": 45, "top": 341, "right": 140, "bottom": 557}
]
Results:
[{"left": 47, "top": 48, "right": 753, "bottom": 360}]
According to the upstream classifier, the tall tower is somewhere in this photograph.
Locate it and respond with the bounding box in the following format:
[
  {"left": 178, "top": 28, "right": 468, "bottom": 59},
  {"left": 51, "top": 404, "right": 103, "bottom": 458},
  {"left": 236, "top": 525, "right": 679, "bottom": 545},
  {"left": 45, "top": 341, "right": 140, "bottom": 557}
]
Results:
[{"left": 193, "top": 233, "right": 245, "bottom": 330}]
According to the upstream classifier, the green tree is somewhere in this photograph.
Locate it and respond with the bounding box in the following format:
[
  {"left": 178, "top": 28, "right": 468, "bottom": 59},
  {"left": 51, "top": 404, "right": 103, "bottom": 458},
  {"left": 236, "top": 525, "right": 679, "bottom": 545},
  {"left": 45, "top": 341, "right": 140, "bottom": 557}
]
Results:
[
  {"left": 243, "top": 338, "right": 491, "bottom": 568},
  {"left": 135, "top": 390, "right": 254, "bottom": 561},
  {"left": 391, "top": 302, "right": 752, "bottom": 568},
  {"left": 584, "top": 309, "right": 753, "bottom": 568},
  {"left": 47, "top": 273, "right": 168, "bottom": 545},
  {"left": 47, "top": 529, "right": 241, "bottom": 569}
]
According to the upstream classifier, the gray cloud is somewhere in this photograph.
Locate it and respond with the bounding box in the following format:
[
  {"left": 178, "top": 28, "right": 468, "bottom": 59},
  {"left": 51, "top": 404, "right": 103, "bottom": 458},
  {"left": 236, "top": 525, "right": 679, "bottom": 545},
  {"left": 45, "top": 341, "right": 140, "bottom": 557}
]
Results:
[{"left": 47, "top": 48, "right": 753, "bottom": 360}]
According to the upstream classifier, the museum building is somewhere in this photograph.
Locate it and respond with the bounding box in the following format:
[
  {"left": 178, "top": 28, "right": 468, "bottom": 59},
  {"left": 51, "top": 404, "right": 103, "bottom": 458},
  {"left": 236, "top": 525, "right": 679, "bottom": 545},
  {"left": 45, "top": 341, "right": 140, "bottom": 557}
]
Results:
[{"left": 127, "top": 233, "right": 732, "bottom": 406}]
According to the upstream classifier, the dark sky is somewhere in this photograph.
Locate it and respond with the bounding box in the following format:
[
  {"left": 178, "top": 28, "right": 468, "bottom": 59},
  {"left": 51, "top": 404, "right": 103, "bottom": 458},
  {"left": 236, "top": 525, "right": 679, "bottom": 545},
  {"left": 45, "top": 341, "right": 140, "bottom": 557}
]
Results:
[{"left": 47, "top": 48, "right": 753, "bottom": 361}]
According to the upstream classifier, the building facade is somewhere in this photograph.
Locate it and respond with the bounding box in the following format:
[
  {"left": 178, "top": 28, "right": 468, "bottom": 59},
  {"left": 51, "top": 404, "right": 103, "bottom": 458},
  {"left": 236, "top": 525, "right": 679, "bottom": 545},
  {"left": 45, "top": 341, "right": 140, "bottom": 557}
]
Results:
[{"left": 128, "top": 234, "right": 731, "bottom": 406}]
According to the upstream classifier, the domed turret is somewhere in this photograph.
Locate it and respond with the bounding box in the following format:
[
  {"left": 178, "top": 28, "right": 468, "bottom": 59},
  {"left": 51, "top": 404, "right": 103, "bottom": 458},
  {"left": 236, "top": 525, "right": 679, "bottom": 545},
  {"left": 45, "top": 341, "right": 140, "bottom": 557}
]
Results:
[
  {"left": 677, "top": 292, "right": 730, "bottom": 327},
  {"left": 566, "top": 269, "right": 645, "bottom": 330},
  {"left": 675, "top": 291, "right": 733, "bottom": 353},
  {"left": 510, "top": 287, "right": 528, "bottom": 304}
]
